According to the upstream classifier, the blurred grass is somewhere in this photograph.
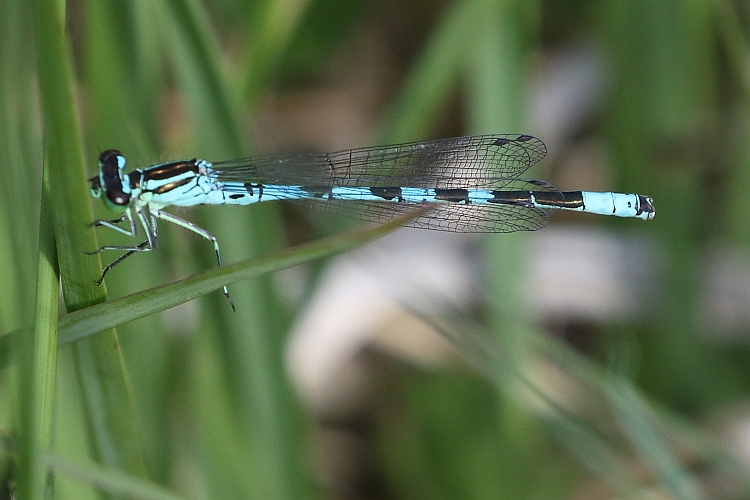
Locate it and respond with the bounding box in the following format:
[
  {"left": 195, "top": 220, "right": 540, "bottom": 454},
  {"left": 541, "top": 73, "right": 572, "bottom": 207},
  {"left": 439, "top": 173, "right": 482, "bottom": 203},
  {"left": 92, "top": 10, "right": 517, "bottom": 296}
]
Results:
[{"left": 2, "top": 0, "right": 750, "bottom": 498}]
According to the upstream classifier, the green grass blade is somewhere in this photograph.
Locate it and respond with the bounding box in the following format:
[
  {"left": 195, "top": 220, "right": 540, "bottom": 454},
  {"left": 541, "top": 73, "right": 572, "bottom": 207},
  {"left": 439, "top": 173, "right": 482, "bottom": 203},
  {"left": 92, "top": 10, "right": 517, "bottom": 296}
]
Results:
[
  {"left": 241, "top": 0, "right": 312, "bottom": 102},
  {"left": 33, "top": 9, "right": 101, "bottom": 299},
  {"left": 16, "top": 178, "right": 59, "bottom": 500},
  {"left": 606, "top": 378, "right": 703, "bottom": 500},
  {"left": 0, "top": 214, "right": 413, "bottom": 367},
  {"left": 714, "top": 0, "right": 750, "bottom": 98},
  {"left": 61, "top": 215, "right": 410, "bottom": 345},
  {"left": 44, "top": 452, "right": 187, "bottom": 500},
  {"left": 159, "top": 2, "right": 302, "bottom": 497},
  {"left": 163, "top": 0, "right": 243, "bottom": 155},
  {"left": 0, "top": 1, "right": 40, "bottom": 326},
  {"left": 380, "top": 0, "right": 488, "bottom": 143},
  {"left": 83, "top": 0, "right": 162, "bottom": 155},
  {"left": 32, "top": 0, "right": 148, "bottom": 479}
]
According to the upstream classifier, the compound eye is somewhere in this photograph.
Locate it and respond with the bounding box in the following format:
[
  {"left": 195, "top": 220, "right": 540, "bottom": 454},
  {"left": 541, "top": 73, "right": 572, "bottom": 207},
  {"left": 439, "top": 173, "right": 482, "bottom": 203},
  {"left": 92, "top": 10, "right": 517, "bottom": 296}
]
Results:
[
  {"left": 107, "top": 189, "right": 131, "bottom": 206},
  {"left": 99, "top": 149, "right": 124, "bottom": 168}
]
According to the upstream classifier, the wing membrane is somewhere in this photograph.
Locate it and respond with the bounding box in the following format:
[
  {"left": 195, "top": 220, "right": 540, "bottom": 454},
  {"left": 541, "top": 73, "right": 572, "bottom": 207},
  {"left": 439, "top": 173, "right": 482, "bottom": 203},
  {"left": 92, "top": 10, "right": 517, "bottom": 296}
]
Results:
[
  {"left": 283, "top": 178, "right": 557, "bottom": 233},
  {"left": 288, "top": 199, "right": 549, "bottom": 233},
  {"left": 211, "top": 134, "right": 547, "bottom": 189}
]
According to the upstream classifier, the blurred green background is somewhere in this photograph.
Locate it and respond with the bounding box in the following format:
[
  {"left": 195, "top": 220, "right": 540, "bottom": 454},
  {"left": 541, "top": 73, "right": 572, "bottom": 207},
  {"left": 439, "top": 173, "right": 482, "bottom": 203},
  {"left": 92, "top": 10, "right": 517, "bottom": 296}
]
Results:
[{"left": 3, "top": 0, "right": 750, "bottom": 498}]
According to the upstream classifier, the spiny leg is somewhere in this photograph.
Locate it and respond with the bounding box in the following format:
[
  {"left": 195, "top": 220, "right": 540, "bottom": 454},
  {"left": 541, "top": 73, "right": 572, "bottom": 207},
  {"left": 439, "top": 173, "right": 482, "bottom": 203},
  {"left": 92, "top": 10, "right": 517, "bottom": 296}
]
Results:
[
  {"left": 96, "top": 240, "right": 150, "bottom": 285},
  {"left": 89, "top": 207, "right": 159, "bottom": 284},
  {"left": 89, "top": 210, "right": 138, "bottom": 237},
  {"left": 154, "top": 209, "right": 235, "bottom": 311},
  {"left": 87, "top": 208, "right": 152, "bottom": 254}
]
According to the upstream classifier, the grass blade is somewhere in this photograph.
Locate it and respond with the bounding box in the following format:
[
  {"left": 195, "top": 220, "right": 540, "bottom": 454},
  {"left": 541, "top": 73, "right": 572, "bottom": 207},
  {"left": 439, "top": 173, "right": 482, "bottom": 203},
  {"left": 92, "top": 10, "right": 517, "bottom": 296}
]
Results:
[
  {"left": 32, "top": 0, "right": 148, "bottom": 479},
  {"left": 0, "top": 212, "right": 416, "bottom": 367},
  {"left": 16, "top": 176, "right": 59, "bottom": 500},
  {"left": 44, "top": 452, "right": 187, "bottom": 500},
  {"left": 60, "top": 215, "right": 411, "bottom": 344}
]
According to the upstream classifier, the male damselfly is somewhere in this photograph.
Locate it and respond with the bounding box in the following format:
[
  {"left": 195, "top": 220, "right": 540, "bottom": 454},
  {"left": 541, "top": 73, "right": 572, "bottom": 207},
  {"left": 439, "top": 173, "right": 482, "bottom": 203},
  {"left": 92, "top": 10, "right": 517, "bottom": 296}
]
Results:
[{"left": 89, "top": 134, "right": 655, "bottom": 310}]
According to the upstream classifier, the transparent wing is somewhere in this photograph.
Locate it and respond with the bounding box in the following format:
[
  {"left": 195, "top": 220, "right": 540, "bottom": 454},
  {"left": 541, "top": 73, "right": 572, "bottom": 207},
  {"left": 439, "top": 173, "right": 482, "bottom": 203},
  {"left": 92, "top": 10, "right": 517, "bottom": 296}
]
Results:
[
  {"left": 210, "top": 134, "right": 547, "bottom": 189},
  {"left": 289, "top": 199, "right": 549, "bottom": 233},
  {"left": 287, "top": 179, "right": 558, "bottom": 233}
]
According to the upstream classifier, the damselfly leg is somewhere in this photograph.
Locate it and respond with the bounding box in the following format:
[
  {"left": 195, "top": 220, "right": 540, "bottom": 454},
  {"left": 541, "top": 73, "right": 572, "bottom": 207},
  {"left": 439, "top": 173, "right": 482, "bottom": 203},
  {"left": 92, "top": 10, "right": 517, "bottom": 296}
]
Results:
[
  {"left": 152, "top": 209, "right": 234, "bottom": 311},
  {"left": 89, "top": 206, "right": 157, "bottom": 282},
  {"left": 96, "top": 240, "right": 150, "bottom": 285},
  {"left": 90, "top": 206, "right": 235, "bottom": 311}
]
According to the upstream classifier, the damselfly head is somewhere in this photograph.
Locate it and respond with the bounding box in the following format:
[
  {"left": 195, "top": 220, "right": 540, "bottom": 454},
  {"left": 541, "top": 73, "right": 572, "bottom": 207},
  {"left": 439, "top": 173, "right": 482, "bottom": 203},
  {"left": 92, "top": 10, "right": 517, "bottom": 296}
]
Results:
[{"left": 93, "top": 149, "right": 132, "bottom": 210}]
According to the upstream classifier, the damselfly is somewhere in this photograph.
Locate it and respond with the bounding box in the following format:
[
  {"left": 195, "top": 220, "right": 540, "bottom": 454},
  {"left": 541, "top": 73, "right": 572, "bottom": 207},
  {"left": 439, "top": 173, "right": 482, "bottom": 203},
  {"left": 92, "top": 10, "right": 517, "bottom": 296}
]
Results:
[{"left": 89, "top": 134, "right": 655, "bottom": 310}]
